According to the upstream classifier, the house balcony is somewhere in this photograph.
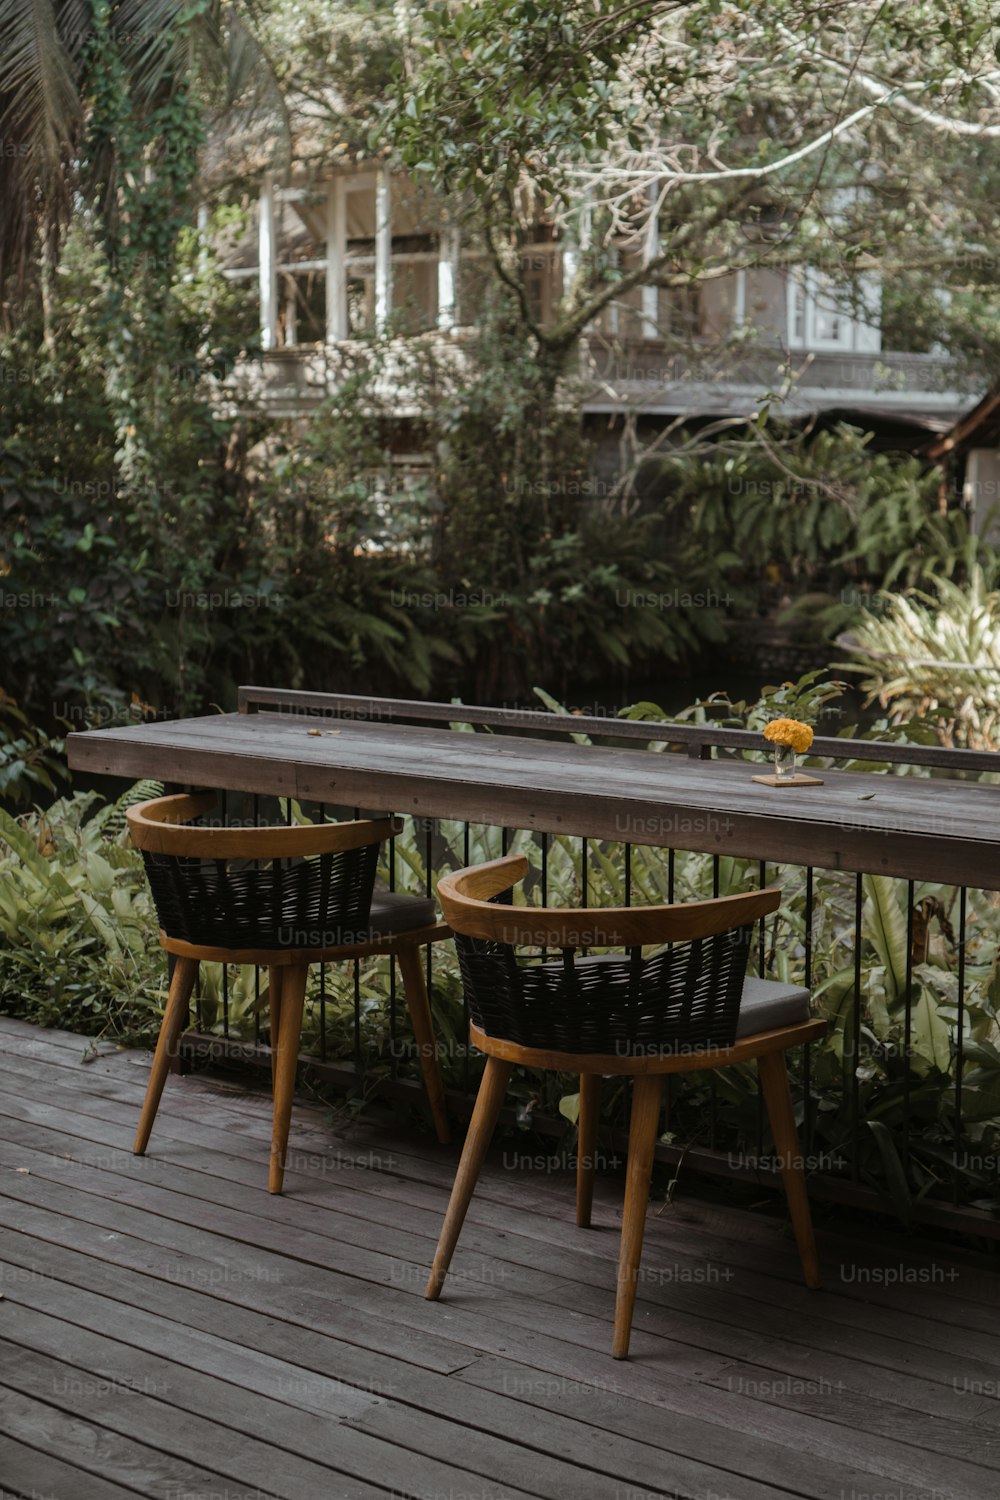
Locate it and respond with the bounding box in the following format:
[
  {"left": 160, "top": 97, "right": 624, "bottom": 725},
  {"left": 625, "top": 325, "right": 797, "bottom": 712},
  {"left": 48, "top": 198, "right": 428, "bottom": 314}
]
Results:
[{"left": 221, "top": 334, "right": 975, "bottom": 428}]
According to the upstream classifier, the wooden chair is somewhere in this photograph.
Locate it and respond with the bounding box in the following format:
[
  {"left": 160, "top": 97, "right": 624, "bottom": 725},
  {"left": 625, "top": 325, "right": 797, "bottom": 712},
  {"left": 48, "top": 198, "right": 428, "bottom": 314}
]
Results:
[
  {"left": 425, "top": 854, "right": 826, "bottom": 1359},
  {"left": 126, "top": 792, "right": 451, "bottom": 1192}
]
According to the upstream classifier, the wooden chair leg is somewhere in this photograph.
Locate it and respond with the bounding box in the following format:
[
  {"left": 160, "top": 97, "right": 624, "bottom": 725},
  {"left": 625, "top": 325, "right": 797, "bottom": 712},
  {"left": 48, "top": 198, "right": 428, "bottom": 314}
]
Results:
[
  {"left": 396, "top": 944, "right": 451, "bottom": 1145},
  {"left": 269, "top": 964, "right": 308, "bottom": 1195},
  {"left": 576, "top": 1073, "right": 601, "bottom": 1228},
  {"left": 425, "top": 1056, "right": 513, "bottom": 1300},
  {"left": 612, "top": 1073, "right": 664, "bottom": 1360},
  {"left": 133, "top": 957, "right": 199, "bottom": 1156},
  {"left": 758, "top": 1049, "right": 822, "bottom": 1289},
  {"left": 267, "top": 965, "right": 284, "bottom": 1089}
]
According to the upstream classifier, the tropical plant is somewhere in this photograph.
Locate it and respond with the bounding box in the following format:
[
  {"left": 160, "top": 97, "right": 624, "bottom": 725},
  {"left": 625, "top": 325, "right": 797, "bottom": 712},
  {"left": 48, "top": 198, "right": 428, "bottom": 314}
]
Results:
[
  {"left": 0, "top": 692, "right": 67, "bottom": 806},
  {"left": 838, "top": 566, "right": 1000, "bottom": 748},
  {"left": 634, "top": 419, "right": 998, "bottom": 642},
  {"left": 0, "top": 0, "right": 285, "bottom": 323}
]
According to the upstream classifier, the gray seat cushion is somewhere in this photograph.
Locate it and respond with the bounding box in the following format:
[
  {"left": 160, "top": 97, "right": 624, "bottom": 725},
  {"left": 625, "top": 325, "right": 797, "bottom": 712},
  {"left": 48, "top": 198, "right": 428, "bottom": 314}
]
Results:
[
  {"left": 516, "top": 954, "right": 810, "bottom": 1042},
  {"left": 736, "top": 976, "right": 811, "bottom": 1038},
  {"left": 367, "top": 889, "right": 438, "bottom": 937}
]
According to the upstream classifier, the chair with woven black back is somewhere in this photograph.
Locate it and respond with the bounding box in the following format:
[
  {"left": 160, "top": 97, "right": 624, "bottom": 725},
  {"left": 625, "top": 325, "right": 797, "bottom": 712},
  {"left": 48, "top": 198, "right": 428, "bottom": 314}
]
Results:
[
  {"left": 425, "top": 853, "right": 826, "bottom": 1360},
  {"left": 126, "top": 792, "right": 451, "bottom": 1193}
]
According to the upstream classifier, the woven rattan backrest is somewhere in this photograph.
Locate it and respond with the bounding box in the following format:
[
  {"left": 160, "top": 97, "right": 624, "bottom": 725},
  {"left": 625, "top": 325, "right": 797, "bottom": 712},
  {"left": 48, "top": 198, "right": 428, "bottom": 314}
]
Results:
[
  {"left": 128, "top": 794, "right": 394, "bottom": 951},
  {"left": 439, "top": 854, "right": 780, "bottom": 1055}
]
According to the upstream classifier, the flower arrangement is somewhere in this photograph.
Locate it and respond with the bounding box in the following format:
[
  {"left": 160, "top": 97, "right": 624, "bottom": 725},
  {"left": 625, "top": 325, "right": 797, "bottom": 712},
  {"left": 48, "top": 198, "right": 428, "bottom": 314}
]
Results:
[
  {"left": 757, "top": 717, "right": 819, "bottom": 785},
  {"left": 763, "top": 718, "right": 814, "bottom": 754}
]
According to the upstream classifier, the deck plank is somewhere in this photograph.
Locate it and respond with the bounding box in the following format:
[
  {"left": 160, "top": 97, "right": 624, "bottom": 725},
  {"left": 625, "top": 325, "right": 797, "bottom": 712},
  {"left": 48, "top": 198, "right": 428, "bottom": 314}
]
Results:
[
  {"left": 0, "top": 1435, "right": 143, "bottom": 1500},
  {"left": 1, "top": 1075, "right": 997, "bottom": 1386},
  {"left": 3, "top": 1022, "right": 1000, "bottom": 1500}
]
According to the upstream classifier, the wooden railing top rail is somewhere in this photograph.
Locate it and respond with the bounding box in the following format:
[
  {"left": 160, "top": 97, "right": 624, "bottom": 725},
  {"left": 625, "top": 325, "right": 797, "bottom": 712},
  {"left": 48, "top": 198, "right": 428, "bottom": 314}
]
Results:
[{"left": 238, "top": 686, "right": 1000, "bottom": 775}]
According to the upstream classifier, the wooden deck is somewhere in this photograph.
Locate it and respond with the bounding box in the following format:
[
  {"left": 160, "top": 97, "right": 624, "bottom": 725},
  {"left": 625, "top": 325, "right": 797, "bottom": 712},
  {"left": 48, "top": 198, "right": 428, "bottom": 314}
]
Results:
[{"left": 2, "top": 1018, "right": 1000, "bottom": 1500}]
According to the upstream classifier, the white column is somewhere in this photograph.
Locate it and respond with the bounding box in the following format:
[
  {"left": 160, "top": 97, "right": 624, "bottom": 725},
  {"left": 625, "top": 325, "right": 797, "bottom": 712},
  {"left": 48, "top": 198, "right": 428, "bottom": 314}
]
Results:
[
  {"left": 734, "top": 267, "right": 747, "bottom": 330},
  {"left": 437, "top": 225, "right": 460, "bottom": 330},
  {"left": 853, "top": 272, "right": 882, "bottom": 353},
  {"left": 196, "top": 203, "right": 209, "bottom": 275},
  {"left": 326, "top": 179, "right": 347, "bottom": 342},
  {"left": 284, "top": 279, "right": 297, "bottom": 346},
  {"left": 562, "top": 198, "right": 591, "bottom": 300},
  {"left": 641, "top": 185, "right": 659, "bottom": 339},
  {"left": 258, "top": 177, "right": 278, "bottom": 351},
  {"left": 374, "top": 170, "right": 392, "bottom": 335},
  {"left": 566, "top": 198, "right": 594, "bottom": 330}
]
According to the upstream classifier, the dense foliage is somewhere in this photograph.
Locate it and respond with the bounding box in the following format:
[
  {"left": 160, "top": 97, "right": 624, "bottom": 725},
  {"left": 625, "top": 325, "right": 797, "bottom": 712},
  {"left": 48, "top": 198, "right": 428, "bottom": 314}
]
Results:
[
  {"left": 840, "top": 565, "right": 1000, "bottom": 748},
  {"left": 4, "top": 2, "right": 1000, "bottom": 721}
]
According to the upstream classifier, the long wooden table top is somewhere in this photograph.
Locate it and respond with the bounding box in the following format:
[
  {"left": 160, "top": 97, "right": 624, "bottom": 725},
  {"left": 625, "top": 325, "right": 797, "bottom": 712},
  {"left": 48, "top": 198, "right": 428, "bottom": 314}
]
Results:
[{"left": 67, "top": 710, "right": 1000, "bottom": 889}]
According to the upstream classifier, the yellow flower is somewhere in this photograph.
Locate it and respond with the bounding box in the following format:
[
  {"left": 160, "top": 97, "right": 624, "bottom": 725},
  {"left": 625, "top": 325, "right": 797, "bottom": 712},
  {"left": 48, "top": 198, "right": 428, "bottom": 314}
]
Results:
[{"left": 763, "top": 717, "right": 813, "bottom": 754}]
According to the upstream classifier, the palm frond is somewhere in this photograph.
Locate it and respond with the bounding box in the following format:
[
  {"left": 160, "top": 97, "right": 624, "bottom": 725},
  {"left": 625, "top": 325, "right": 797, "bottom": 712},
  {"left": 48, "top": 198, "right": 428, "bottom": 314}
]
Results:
[{"left": 0, "top": 0, "right": 83, "bottom": 297}]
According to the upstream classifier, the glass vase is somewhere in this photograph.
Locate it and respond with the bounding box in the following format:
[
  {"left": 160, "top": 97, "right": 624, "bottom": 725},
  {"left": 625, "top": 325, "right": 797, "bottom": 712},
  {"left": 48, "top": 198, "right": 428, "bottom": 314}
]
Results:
[{"left": 773, "top": 743, "right": 797, "bottom": 781}]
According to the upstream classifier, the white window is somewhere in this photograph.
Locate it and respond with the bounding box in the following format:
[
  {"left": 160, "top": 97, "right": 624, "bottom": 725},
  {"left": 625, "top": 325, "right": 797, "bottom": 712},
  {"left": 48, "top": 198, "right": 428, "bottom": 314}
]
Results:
[{"left": 786, "top": 268, "right": 881, "bottom": 352}]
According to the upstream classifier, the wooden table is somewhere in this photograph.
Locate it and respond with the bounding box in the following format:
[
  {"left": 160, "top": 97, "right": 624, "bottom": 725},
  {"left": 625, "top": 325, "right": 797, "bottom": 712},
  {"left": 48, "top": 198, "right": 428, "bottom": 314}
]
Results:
[{"left": 67, "top": 697, "right": 1000, "bottom": 890}]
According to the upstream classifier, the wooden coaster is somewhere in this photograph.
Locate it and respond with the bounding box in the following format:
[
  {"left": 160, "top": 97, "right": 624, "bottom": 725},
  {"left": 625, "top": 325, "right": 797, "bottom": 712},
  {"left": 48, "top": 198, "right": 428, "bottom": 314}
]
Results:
[{"left": 751, "top": 771, "right": 824, "bottom": 787}]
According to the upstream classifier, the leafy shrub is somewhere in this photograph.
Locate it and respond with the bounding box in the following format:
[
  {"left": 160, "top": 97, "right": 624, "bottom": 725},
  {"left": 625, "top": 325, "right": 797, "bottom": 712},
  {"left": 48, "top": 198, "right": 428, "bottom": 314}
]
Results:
[
  {"left": 0, "top": 693, "right": 67, "bottom": 806},
  {"left": 0, "top": 788, "right": 165, "bottom": 1042},
  {"left": 839, "top": 565, "right": 1000, "bottom": 748},
  {"left": 649, "top": 419, "right": 998, "bottom": 646}
]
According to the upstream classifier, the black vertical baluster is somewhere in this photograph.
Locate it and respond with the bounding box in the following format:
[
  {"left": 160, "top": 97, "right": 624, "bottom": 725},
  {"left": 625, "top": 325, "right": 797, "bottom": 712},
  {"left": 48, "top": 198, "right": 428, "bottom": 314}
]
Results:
[
  {"left": 852, "top": 872, "right": 863, "bottom": 1184},
  {"left": 353, "top": 953, "right": 362, "bottom": 1070},
  {"left": 709, "top": 829, "right": 720, "bottom": 1145},
  {"left": 253, "top": 966, "right": 260, "bottom": 1051},
  {"left": 253, "top": 793, "right": 260, "bottom": 1048},
  {"left": 540, "top": 830, "right": 549, "bottom": 964},
  {"left": 286, "top": 794, "right": 296, "bottom": 1058},
  {"left": 581, "top": 836, "right": 589, "bottom": 956},
  {"left": 239, "top": 788, "right": 259, "bottom": 1050},
  {"left": 318, "top": 802, "right": 327, "bottom": 1064},
  {"left": 353, "top": 806, "right": 361, "bottom": 1068},
  {"left": 756, "top": 858, "right": 768, "bottom": 1159},
  {"left": 954, "top": 886, "right": 967, "bottom": 1205},
  {"left": 425, "top": 820, "right": 433, "bottom": 998},
  {"left": 462, "top": 821, "right": 471, "bottom": 1093},
  {"left": 803, "top": 866, "right": 814, "bottom": 1162},
  {"left": 667, "top": 847, "right": 678, "bottom": 1144},
  {"left": 221, "top": 790, "right": 230, "bottom": 1039},
  {"left": 388, "top": 825, "right": 397, "bottom": 1080},
  {"left": 758, "top": 861, "right": 767, "bottom": 977},
  {"left": 902, "top": 880, "right": 914, "bottom": 1177}
]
